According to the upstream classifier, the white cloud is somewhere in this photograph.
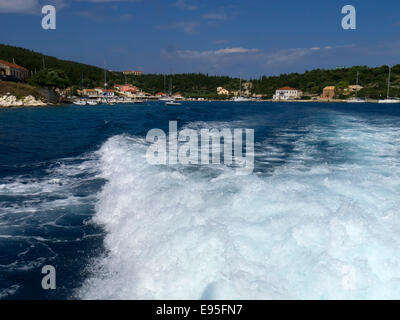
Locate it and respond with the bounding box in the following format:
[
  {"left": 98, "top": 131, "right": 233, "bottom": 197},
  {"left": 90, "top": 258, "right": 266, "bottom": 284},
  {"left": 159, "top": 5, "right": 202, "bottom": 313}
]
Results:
[
  {"left": 175, "top": 47, "right": 262, "bottom": 58},
  {"left": 215, "top": 47, "right": 261, "bottom": 54},
  {"left": 163, "top": 45, "right": 339, "bottom": 76},
  {"left": 0, "top": 0, "right": 40, "bottom": 13},
  {"left": 0, "top": 0, "right": 65, "bottom": 14}
]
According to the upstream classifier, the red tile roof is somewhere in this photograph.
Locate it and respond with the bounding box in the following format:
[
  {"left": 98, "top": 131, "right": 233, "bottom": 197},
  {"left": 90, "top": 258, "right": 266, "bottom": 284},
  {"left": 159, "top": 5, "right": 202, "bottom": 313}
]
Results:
[
  {"left": 277, "top": 86, "right": 297, "bottom": 91},
  {"left": 0, "top": 59, "right": 28, "bottom": 71}
]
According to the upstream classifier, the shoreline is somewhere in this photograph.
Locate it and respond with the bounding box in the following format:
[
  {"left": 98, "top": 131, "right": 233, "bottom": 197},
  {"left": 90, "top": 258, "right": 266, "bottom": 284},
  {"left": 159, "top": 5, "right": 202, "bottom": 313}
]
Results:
[
  {"left": 0, "top": 100, "right": 382, "bottom": 108},
  {"left": 0, "top": 96, "right": 382, "bottom": 108}
]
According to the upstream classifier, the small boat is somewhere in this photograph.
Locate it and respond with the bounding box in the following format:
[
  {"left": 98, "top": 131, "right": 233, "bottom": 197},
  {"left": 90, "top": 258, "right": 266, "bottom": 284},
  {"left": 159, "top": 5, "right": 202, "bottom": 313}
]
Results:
[
  {"left": 87, "top": 100, "right": 98, "bottom": 106},
  {"left": 73, "top": 100, "right": 87, "bottom": 106},
  {"left": 347, "top": 71, "right": 366, "bottom": 103},
  {"left": 233, "top": 73, "right": 251, "bottom": 102},
  {"left": 159, "top": 97, "right": 172, "bottom": 102},
  {"left": 379, "top": 67, "right": 400, "bottom": 104},
  {"left": 347, "top": 97, "right": 366, "bottom": 103},
  {"left": 233, "top": 96, "right": 251, "bottom": 102},
  {"left": 379, "top": 99, "right": 400, "bottom": 104},
  {"left": 165, "top": 100, "right": 182, "bottom": 106},
  {"left": 164, "top": 75, "right": 182, "bottom": 105}
]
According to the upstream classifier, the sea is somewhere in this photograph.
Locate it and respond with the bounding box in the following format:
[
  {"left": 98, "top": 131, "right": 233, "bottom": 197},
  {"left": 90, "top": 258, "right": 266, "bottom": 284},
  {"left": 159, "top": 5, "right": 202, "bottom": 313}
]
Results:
[{"left": 1, "top": 101, "right": 400, "bottom": 299}]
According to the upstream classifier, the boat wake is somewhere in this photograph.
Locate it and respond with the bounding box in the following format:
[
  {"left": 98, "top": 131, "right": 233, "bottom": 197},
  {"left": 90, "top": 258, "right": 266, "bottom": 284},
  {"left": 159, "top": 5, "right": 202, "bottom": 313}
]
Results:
[{"left": 77, "top": 114, "right": 400, "bottom": 299}]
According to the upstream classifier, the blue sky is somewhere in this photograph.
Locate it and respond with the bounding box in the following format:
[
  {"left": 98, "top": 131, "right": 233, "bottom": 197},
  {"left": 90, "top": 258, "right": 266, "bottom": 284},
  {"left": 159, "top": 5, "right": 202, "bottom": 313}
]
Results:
[{"left": 1, "top": 0, "right": 400, "bottom": 77}]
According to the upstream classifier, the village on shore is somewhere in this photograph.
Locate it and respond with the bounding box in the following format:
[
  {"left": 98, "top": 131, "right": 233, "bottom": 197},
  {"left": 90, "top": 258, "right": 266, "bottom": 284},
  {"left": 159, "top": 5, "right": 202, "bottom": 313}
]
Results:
[{"left": 0, "top": 58, "right": 384, "bottom": 107}]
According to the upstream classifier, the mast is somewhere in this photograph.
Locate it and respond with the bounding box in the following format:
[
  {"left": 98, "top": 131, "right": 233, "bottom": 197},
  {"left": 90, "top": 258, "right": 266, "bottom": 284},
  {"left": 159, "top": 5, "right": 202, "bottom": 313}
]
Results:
[
  {"left": 104, "top": 59, "right": 108, "bottom": 101},
  {"left": 239, "top": 73, "right": 242, "bottom": 97},
  {"left": 387, "top": 66, "right": 391, "bottom": 99},
  {"left": 105, "top": 59, "right": 109, "bottom": 97}
]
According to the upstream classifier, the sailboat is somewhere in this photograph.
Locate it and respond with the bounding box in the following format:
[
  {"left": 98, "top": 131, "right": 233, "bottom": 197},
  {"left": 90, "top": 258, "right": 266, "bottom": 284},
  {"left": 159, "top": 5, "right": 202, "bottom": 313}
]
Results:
[
  {"left": 165, "top": 76, "right": 181, "bottom": 106},
  {"left": 347, "top": 71, "right": 366, "bottom": 103},
  {"left": 379, "top": 67, "right": 400, "bottom": 104},
  {"left": 160, "top": 75, "right": 172, "bottom": 101},
  {"left": 233, "top": 73, "right": 251, "bottom": 102},
  {"left": 102, "top": 59, "right": 115, "bottom": 105}
]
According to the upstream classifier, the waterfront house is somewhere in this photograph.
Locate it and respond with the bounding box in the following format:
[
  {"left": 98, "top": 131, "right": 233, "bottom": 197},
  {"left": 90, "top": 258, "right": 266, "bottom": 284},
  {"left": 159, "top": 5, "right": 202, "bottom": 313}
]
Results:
[
  {"left": 172, "top": 92, "right": 183, "bottom": 100},
  {"left": 94, "top": 87, "right": 104, "bottom": 95},
  {"left": 0, "top": 59, "right": 29, "bottom": 81},
  {"left": 217, "top": 87, "right": 230, "bottom": 95},
  {"left": 321, "top": 86, "right": 336, "bottom": 100},
  {"left": 115, "top": 84, "right": 139, "bottom": 94},
  {"left": 82, "top": 89, "right": 98, "bottom": 98},
  {"left": 273, "top": 87, "right": 302, "bottom": 100},
  {"left": 155, "top": 92, "right": 167, "bottom": 98}
]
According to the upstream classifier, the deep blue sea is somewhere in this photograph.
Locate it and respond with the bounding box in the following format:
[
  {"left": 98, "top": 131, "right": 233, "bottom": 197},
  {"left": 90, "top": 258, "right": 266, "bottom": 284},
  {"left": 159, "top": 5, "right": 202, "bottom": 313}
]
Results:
[{"left": 1, "top": 101, "right": 400, "bottom": 299}]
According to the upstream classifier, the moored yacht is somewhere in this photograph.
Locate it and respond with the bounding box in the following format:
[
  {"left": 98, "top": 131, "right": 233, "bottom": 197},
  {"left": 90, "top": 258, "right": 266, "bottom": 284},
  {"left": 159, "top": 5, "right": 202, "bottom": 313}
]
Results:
[
  {"left": 73, "top": 100, "right": 87, "bottom": 106},
  {"left": 379, "top": 67, "right": 400, "bottom": 104},
  {"left": 233, "top": 73, "right": 251, "bottom": 102},
  {"left": 165, "top": 100, "right": 182, "bottom": 106},
  {"left": 378, "top": 98, "right": 400, "bottom": 104},
  {"left": 164, "top": 75, "right": 182, "bottom": 106},
  {"left": 347, "top": 71, "right": 366, "bottom": 103},
  {"left": 347, "top": 98, "right": 367, "bottom": 103},
  {"left": 233, "top": 96, "right": 251, "bottom": 102}
]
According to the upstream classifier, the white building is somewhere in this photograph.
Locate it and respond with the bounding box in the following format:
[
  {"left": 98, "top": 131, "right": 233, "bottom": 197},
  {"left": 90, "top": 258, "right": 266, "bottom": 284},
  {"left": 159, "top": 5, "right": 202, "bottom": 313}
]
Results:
[{"left": 273, "top": 87, "right": 302, "bottom": 100}]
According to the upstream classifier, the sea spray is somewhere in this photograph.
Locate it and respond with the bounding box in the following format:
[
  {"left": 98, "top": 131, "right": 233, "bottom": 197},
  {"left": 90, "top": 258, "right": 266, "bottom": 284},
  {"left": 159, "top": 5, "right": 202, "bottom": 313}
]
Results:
[{"left": 78, "top": 113, "right": 400, "bottom": 299}]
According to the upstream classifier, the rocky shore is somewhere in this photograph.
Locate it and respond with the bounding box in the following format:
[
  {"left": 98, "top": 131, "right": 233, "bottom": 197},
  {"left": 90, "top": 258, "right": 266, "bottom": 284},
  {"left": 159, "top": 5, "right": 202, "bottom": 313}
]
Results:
[{"left": 0, "top": 94, "right": 47, "bottom": 107}]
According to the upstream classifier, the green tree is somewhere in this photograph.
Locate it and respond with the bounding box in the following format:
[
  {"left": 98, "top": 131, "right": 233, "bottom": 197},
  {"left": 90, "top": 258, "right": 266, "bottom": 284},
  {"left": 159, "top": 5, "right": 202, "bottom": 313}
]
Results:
[{"left": 29, "top": 68, "right": 70, "bottom": 88}]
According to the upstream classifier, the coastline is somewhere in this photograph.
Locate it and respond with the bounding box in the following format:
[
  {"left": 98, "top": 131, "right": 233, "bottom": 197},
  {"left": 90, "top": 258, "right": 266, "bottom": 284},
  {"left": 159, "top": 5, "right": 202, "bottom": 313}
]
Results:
[{"left": 0, "top": 98, "right": 382, "bottom": 108}]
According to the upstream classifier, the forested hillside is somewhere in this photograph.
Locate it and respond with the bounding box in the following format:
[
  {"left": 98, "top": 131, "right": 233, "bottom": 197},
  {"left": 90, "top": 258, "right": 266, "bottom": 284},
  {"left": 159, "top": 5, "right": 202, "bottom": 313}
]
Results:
[
  {"left": 251, "top": 65, "right": 400, "bottom": 99},
  {"left": 1, "top": 43, "right": 399, "bottom": 99},
  {"left": 0, "top": 44, "right": 240, "bottom": 97}
]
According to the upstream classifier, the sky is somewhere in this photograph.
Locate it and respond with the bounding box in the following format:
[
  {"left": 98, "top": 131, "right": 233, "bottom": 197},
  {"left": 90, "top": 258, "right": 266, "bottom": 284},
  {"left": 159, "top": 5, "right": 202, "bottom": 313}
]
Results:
[{"left": 1, "top": 0, "right": 400, "bottom": 78}]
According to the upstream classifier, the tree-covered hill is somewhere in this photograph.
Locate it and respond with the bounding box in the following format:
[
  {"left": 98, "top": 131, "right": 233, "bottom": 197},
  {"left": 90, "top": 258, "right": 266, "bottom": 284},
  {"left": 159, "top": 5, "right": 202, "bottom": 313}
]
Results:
[
  {"left": 251, "top": 65, "right": 400, "bottom": 99},
  {"left": 1, "top": 43, "right": 399, "bottom": 99},
  {"left": 0, "top": 44, "right": 241, "bottom": 96}
]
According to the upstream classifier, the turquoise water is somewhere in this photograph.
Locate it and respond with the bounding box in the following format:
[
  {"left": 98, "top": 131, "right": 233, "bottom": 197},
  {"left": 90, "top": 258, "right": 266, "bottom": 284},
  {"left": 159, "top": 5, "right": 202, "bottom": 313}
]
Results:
[{"left": 1, "top": 101, "right": 400, "bottom": 299}]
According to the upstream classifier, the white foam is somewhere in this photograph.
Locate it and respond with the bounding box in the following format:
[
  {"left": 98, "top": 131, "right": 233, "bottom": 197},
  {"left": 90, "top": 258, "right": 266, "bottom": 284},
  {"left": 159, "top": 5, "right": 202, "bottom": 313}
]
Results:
[{"left": 78, "top": 115, "right": 400, "bottom": 299}]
